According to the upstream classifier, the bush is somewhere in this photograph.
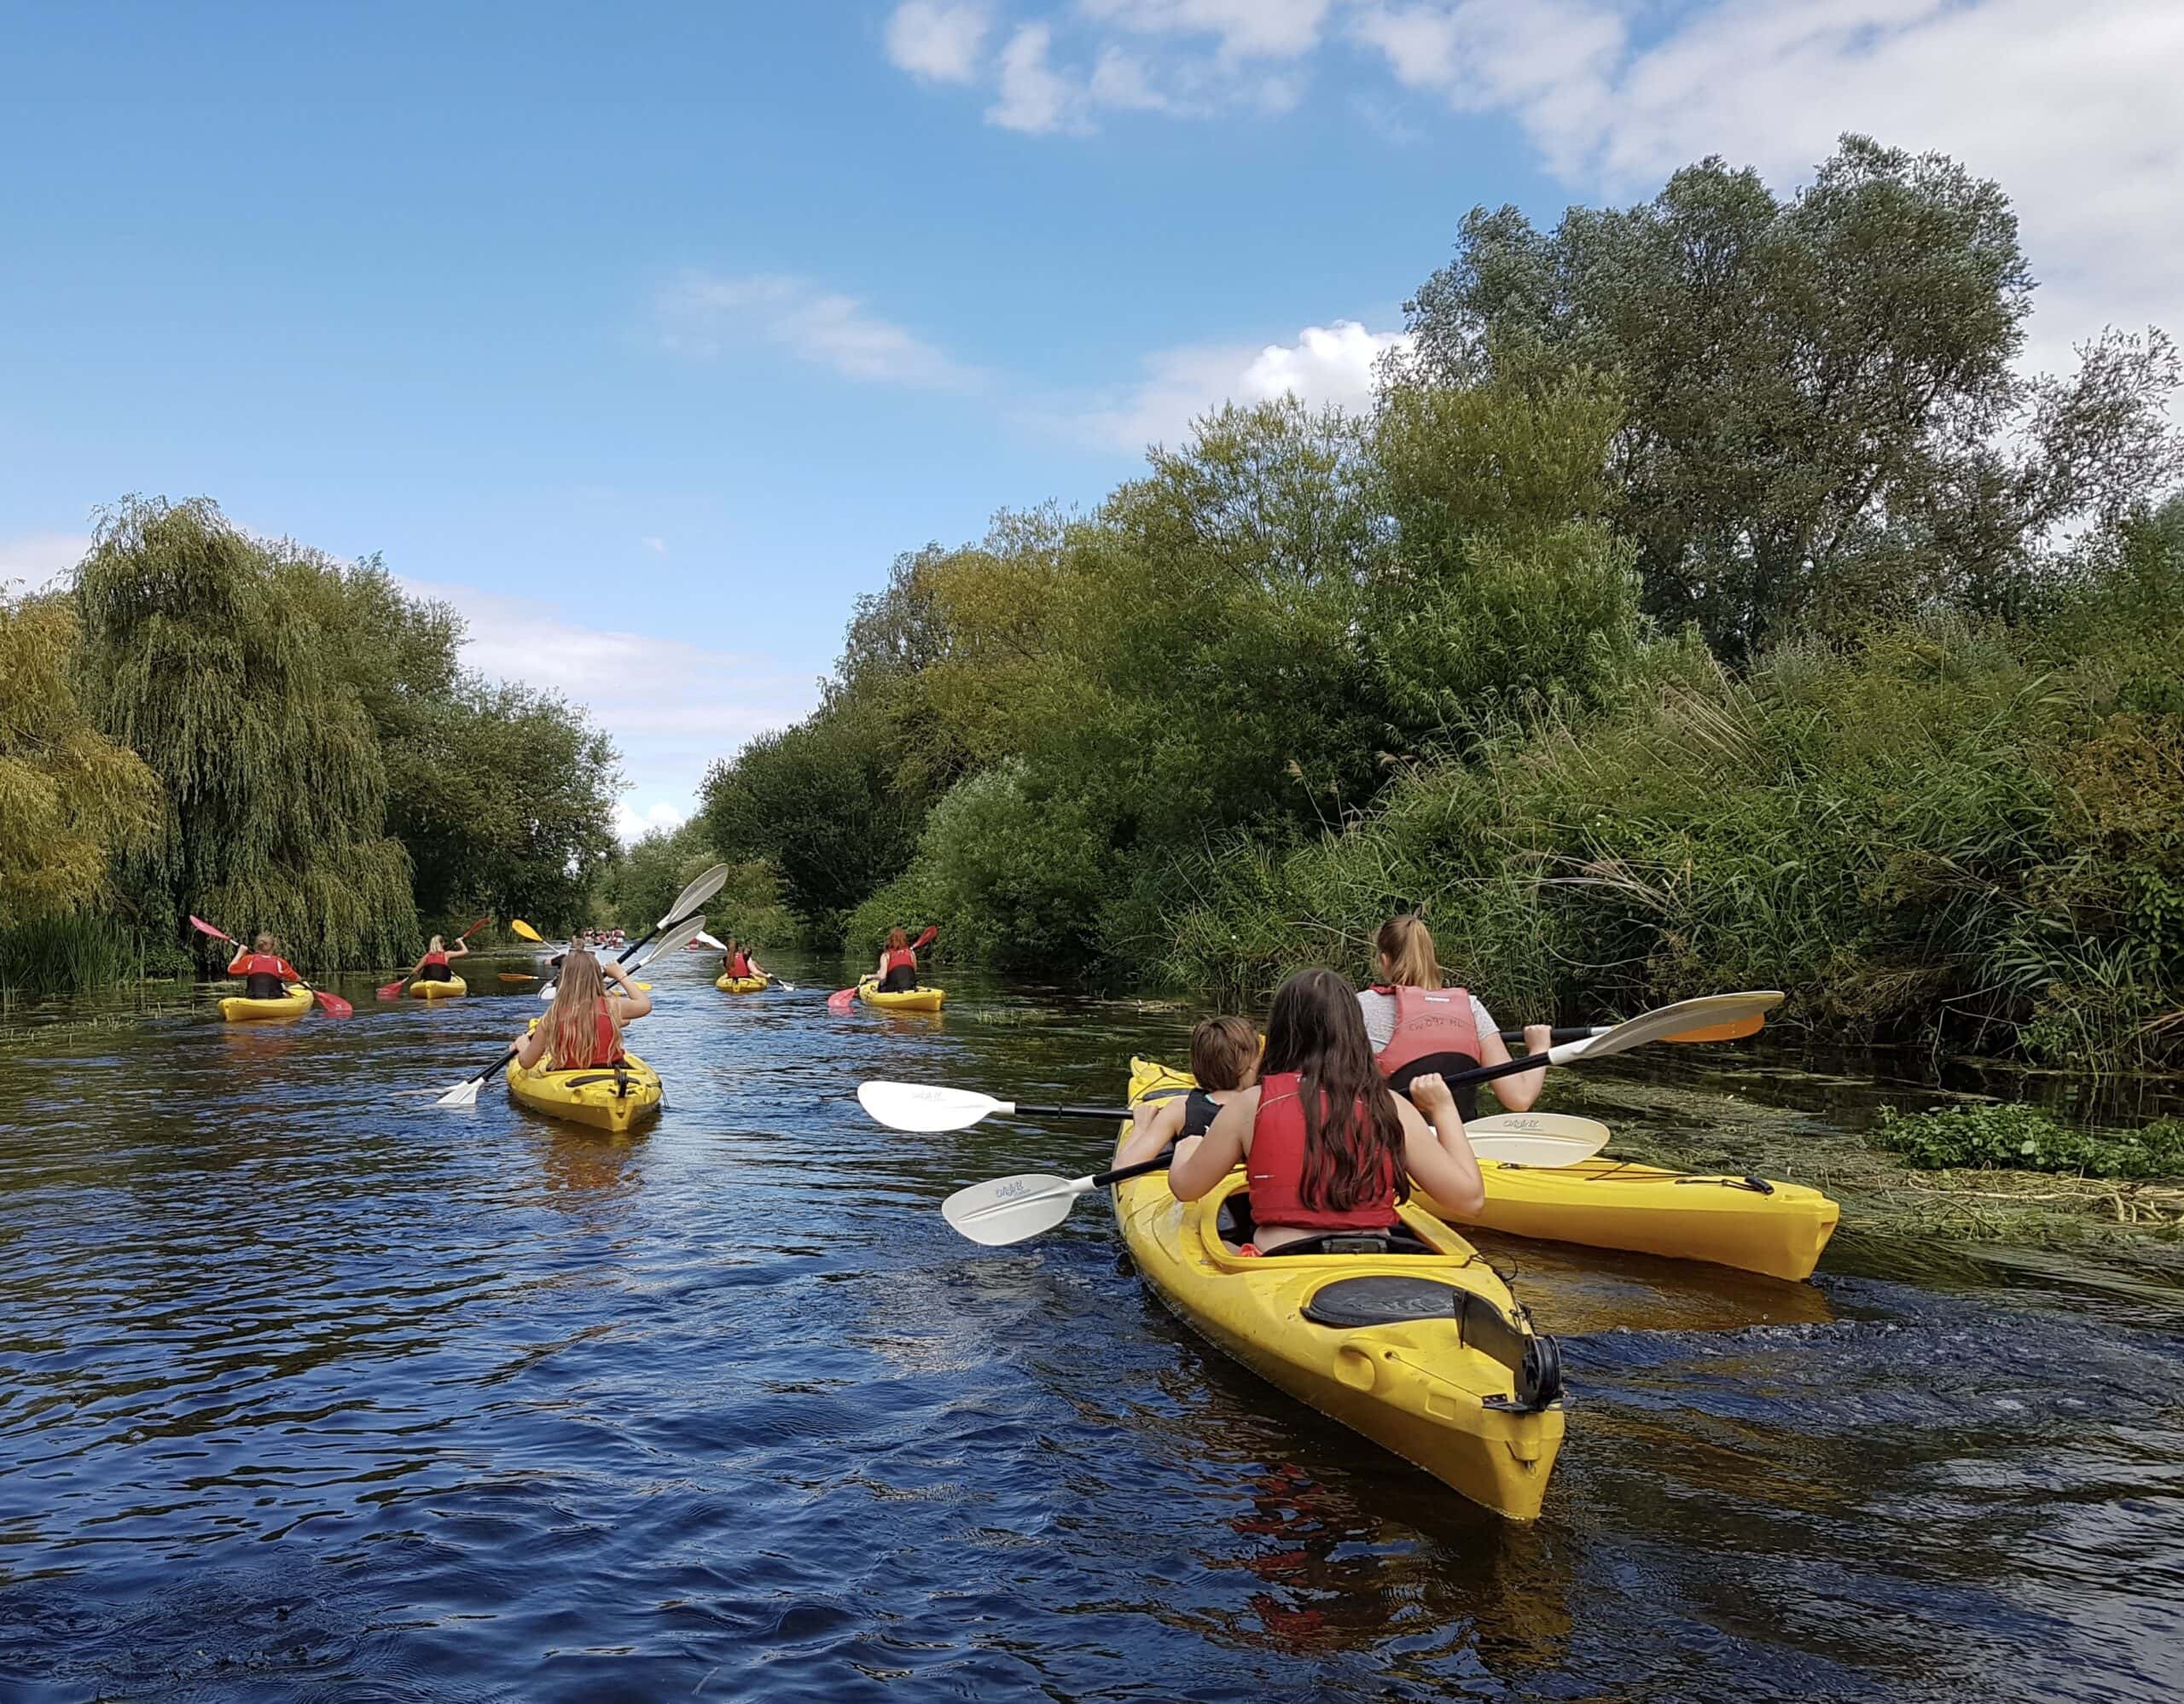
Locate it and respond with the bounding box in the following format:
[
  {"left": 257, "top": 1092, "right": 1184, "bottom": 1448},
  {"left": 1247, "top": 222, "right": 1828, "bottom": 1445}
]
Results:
[{"left": 1874, "top": 1103, "right": 2184, "bottom": 1178}]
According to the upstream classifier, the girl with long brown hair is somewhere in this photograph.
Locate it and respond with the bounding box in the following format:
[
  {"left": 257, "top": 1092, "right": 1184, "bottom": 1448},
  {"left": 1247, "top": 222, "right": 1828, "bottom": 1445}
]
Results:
[
  {"left": 1171, "top": 968, "right": 1484, "bottom": 1254},
  {"left": 513, "top": 949, "right": 652, "bottom": 1072},
  {"left": 1362, "top": 914, "right": 1548, "bottom": 1119}
]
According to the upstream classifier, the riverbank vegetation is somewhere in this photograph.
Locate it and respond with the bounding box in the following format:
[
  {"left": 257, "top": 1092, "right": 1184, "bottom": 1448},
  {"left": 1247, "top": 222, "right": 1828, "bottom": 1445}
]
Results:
[
  {"left": 700, "top": 136, "right": 2184, "bottom": 1070},
  {"left": 2, "top": 497, "right": 619, "bottom": 989}
]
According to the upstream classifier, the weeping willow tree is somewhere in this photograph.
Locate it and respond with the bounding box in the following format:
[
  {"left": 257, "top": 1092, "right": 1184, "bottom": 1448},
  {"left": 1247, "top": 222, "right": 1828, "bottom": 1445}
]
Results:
[{"left": 73, "top": 497, "right": 417, "bottom": 969}]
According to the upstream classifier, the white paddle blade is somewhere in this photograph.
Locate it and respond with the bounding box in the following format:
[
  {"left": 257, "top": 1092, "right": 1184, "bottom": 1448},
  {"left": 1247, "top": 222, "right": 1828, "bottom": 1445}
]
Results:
[
  {"left": 1467, "top": 1113, "right": 1612, "bottom": 1168},
  {"left": 693, "top": 931, "right": 726, "bottom": 951},
  {"left": 663, "top": 864, "right": 731, "bottom": 927},
  {"left": 436, "top": 1077, "right": 487, "bottom": 1108},
  {"left": 858, "top": 1080, "right": 1009, "bottom": 1133},
  {"left": 942, "top": 1173, "right": 1091, "bottom": 1246},
  {"left": 1550, "top": 991, "right": 1782, "bottom": 1064},
  {"left": 633, "top": 916, "right": 706, "bottom": 969}
]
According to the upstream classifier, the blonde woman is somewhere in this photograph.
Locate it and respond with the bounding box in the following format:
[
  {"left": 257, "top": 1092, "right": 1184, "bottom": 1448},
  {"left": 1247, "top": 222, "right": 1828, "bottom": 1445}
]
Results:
[
  {"left": 1360, "top": 915, "right": 1549, "bottom": 1119},
  {"left": 404, "top": 933, "right": 469, "bottom": 986},
  {"left": 514, "top": 950, "right": 651, "bottom": 1071}
]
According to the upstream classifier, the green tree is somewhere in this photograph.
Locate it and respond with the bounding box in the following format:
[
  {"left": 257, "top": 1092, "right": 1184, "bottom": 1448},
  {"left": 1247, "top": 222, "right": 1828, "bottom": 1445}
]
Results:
[
  {"left": 73, "top": 497, "right": 418, "bottom": 969},
  {"left": 0, "top": 589, "right": 160, "bottom": 922},
  {"left": 1406, "top": 135, "right": 2181, "bottom": 654}
]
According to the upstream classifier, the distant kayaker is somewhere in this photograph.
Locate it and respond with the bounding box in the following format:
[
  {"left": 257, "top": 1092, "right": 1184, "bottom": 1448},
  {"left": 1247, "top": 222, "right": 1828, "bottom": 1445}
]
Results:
[
  {"left": 513, "top": 949, "right": 651, "bottom": 1071},
  {"left": 874, "top": 928, "right": 920, "bottom": 992},
  {"left": 404, "top": 933, "right": 469, "bottom": 986},
  {"left": 1117, "top": 1015, "right": 1259, "bottom": 1169},
  {"left": 1174, "top": 967, "right": 1485, "bottom": 1255},
  {"left": 723, "top": 936, "right": 766, "bottom": 982},
  {"left": 1361, "top": 915, "right": 1548, "bottom": 1120},
  {"left": 227, "top": 933, "right": 301, "bottom": 1000}
]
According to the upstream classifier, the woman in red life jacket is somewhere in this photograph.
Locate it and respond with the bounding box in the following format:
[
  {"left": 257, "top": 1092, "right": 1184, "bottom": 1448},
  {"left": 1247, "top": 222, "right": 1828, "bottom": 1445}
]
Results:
[
  {"left": 1118, "top": 1015, "right": 1259, "bottom": 1169},
  {"left": 874, "top": 928, "right": 919, "bottom": 992},
  {"left": 514, "top": 949, "right": 651, "bottom": 1073},
  {"left": 404, "top": 933, "right": 470, "bottom": 986},
  {"left": 1359, "top": 915, "right": 1548, "bottom": 1121},
  {"left": 1173, "top": 968, "right": 1485, "bottom": 1255},
  {"left": 227, "top": 933, "right": 302, "bottom": 1000},
  {"left": 722, "top": 936, "right": 767, "bottom": 982}
]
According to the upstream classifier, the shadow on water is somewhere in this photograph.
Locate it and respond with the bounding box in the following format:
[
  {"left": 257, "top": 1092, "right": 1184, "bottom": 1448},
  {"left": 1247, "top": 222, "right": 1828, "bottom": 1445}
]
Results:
[{"left": 1, "top": 953, "right": 2181, "bottom": 1701}]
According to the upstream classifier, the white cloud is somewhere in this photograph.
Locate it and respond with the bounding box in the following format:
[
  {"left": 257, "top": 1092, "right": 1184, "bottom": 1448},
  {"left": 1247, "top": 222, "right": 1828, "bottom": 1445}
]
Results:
[
  {"left": 989, "top": 25, "right": 1089, "bottom": 133},
  {"left": 0, "top": 531, "right": 92, "bottom": 592},
  {"left": 1080, "top": 0, "right": 1335, "bottom": 61},
  {"left": 885, "top": 2, "right": 990, "bottom": 84},
  {"left": 657, "top": 272, "right": 980, "bottom": 392},
  {"left": 614, "top": 799, "right": 688, "bottom": 842},
  {"left": 642, "top": 535, "right": 667, "bottom": 555},
  {"left": 401, "top": 576, "right": 819, "bottom": 840},
  {"left": 1076, "top": 318, "right": 1411, "bottom": 451}
]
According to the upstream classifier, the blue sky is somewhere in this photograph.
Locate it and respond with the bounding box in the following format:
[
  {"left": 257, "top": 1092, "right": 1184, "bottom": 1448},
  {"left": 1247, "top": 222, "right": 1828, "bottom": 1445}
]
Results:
[{"left": 4, "top": 2, "right": 2176, "bottom": 835}]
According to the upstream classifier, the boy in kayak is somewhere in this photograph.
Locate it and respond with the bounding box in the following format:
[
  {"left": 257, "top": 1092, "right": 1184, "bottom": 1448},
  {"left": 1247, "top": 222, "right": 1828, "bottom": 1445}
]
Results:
[
  {"left": 1362, "top": 915, "right": 1548, "bottom": 1120},
  {"left": 227, "top": 933, "right": 302, "bottom": 1000},
  {"left": 514, "top": 950, "right": 652, "bottom": 1071},
  {"left": 1117, "top": 1015, "right": 1258, "bottom": 1169},
  {"left": 1174, "top": 968, "right": 1485, "bottom": 1255},
  {"left": 404, "top": 933, "right": 470, "bottom": 986},
  {"left": 874, "top": 928, "right": 919, "bottom": 992}
]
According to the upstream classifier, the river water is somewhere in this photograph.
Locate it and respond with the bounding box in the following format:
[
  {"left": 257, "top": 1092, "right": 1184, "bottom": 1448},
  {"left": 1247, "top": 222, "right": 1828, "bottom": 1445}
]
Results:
[{"left": 2, "top": 955, "right": 2180, "bottom": 1701}]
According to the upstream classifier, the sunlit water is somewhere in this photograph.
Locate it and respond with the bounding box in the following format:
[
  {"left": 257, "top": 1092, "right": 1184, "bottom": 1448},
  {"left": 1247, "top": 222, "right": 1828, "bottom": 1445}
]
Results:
[{"left": 2, "top": 956, "right": 2180, "bottom": 1701}]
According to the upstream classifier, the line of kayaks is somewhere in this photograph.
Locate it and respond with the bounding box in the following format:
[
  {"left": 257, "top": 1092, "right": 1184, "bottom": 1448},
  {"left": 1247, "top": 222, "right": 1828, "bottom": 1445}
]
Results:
[{"left": 1121, "top": 1057, "right": 1840, "bottom": 1520}]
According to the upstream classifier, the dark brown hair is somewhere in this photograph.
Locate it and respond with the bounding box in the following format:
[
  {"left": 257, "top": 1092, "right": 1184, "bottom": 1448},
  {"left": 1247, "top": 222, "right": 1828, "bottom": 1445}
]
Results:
[
  {"left": 1262, "top": 968, "right": 1409, "bottom": 1212},
  {"left": 1188, "top": 1015, "right": 1259, "bottom": 1093}
]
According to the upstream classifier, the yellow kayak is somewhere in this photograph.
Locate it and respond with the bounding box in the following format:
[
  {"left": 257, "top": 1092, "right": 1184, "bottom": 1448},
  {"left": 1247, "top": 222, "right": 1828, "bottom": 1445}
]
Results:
[
  {"left": 716, "top": 974, "right": 768, "bottom": 993},
  {"left": 220, "top": 984, "right": 314, "bottom": 1021},
  {"left": 858, "top": 980, "right": 944, "bottom": 1013},
  {"left": 409, "top": 975, "right": 467, "bottom": 999},
  {"left": 1134, "top": 1057, "right": 1838, "bottom": 1281},
  {"left": 1120, "top": 1060, "right": 1563, "bottom": 1520},
  {"left": 506, "top": 1046, "right": 662, "bottom": 1134}
]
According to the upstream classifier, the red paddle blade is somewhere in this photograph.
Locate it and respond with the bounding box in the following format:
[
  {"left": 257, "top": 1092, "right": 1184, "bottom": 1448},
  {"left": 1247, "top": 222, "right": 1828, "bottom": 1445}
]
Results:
[
  {"left": 376, "top": 980, "right": 406, "bottom": 1000},
  {"left": 828, "top": 986, "right": 857, "bottom": 1014},
  {"left": 313, "top": 990, "right": 354, "bottom": 1018},
  {"left": 187, "top": 915, "right": 234, "bottom": 943},
  {"left": 912, "top": 926, "right": 938, "bottom": 951},
  {"left": 457, "top": 916, "right": 491, "bottom": 941}
]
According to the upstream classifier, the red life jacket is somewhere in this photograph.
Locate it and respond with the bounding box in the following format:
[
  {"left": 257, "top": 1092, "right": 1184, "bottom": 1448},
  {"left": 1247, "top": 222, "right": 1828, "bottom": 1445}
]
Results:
[
  {"left": 420, "top": 950, "right": 449, "bottom": 968},
  {"left": 1246, "top": 1071, "right": 1399, "bottom": 1233},
  {"left": 1370, "top": 985, "right": 1483, "bottom": 1111},
  {"left": 555, "top": 1000, "right": 624, "bottom": 1069},
  {"left": 883, "top": 947, "right": 917, "bottom": 974},
  {"left": 728, "top": 951, "right": 752, "bottom": 976}
]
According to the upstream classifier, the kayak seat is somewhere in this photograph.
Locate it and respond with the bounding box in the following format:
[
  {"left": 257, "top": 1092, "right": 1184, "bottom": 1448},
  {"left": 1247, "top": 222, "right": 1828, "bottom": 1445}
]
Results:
[
  {"left": 1302, "top": 1275, "right": 1471, "bottom": 1326},
  {"left": 1263, "top": 1229, "right": 1441, "bottom": 1259}
]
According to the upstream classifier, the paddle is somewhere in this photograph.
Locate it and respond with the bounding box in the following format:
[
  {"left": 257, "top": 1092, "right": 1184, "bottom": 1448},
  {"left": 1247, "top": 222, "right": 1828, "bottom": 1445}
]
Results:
[
  {"left": 937, "top": 992, "right": 1781, "bottom": 1246},
  {"left": 435, "top": 920, "right": 700, "bottom": 1108},
  {"left": 510, "top": 919, "right": 545, "bottom": 943},
  {"left": 188, "top": 915, "right": 351, "bottom": 1017},
  {"left": 1498, "top": 1014, "right": 1765, "bottom": 1046},
  {"left": 940, "top": 1120, "right": 1611, "bottom": 1248},
  {"left": 828, "top": 927, "right": 936, "bottom": 1013}
]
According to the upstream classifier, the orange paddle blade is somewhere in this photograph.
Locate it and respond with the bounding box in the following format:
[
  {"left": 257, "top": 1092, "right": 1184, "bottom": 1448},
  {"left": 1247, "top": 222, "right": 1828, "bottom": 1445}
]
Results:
[{"left": 1664, "top": 1011, "right": 1766, "bottom": 1044}]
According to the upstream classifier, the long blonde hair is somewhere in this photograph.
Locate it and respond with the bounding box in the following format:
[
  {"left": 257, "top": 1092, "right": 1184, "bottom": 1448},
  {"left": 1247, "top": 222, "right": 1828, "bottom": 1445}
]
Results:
[
  {"left": 1375, "top": 915, "right": 1441, "bottom": 989},
  {"left": 545, "top": 950, "right": 612, "bottom": 1067}
]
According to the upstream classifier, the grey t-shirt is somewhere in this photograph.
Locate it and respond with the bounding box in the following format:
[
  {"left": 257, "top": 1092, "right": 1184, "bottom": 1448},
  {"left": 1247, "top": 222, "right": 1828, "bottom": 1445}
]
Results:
[{"left": 1356, "top": 988, "right": 1498, "bottom": 1053}]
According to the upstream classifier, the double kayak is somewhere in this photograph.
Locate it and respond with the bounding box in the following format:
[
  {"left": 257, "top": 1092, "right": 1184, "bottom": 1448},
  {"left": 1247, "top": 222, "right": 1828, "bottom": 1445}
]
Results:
[
  {"left": 220, "top": 984, "right": 314, "bottom": 1021},
  {"left": 858, "top": 980, "right": 944, "bottom": 1013},
  {"left": 409, "top": 976, "right": 467, "bottom": 999},
  {"left": 1131, "top": 1058, "right": 1838, "bottom": 1282},
  {"left": 716, "top": 974, "right": 768, "bottom": 994},
  {"left": 1118, "top": 1061, "right": 1564, "bottom": 1520},
  {"left": 506, "top": 1045, "right": 663, "bottom": 1134}
]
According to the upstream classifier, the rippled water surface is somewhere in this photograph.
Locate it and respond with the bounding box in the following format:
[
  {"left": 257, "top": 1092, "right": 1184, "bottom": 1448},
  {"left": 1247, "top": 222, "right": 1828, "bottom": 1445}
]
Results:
[{"left": 3, "top": 957, "right": 2181, "bottom": 1701}]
